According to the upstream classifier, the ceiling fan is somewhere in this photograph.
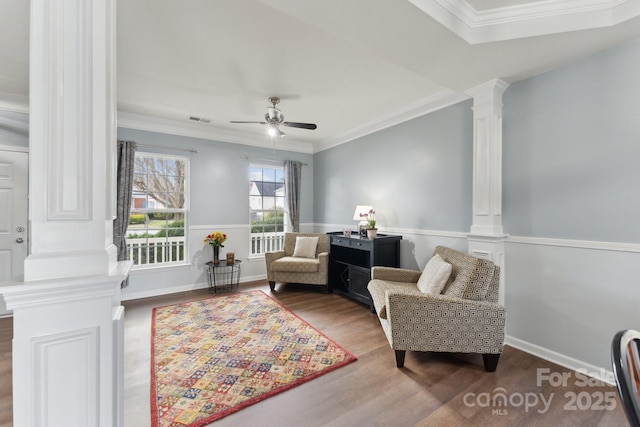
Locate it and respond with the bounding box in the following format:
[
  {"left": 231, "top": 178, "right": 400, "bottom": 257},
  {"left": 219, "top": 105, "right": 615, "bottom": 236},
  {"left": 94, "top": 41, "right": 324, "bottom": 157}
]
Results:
[{"left": 230, "top": 97, "right": 317, "bottom": 137}]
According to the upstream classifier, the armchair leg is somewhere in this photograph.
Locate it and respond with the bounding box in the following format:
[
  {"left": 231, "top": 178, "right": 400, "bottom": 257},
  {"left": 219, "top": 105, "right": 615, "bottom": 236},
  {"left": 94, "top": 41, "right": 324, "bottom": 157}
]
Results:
[
  {"left": 394, "top": 350, "right": 406, "bottom": 368},
  {"left": 269, "top": 281, "right": 275, "bottom": 292},
  {"left": 482, "top": 353, "right": 500, "bottom": 372}
]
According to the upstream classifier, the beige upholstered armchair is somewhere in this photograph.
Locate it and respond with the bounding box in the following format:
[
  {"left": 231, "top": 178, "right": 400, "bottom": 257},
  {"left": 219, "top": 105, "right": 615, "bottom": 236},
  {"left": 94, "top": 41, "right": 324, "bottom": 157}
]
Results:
[
  {"left": 265, "top": 232, "right": 330, "bottom": 292},
  {"left": 367, "top": 246, "right": 506, "bottom": 372}
]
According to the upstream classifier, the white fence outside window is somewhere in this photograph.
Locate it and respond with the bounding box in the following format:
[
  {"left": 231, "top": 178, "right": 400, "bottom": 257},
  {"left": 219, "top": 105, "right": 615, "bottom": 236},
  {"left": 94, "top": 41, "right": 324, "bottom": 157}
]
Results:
[
  {"left": 126, "top": 232, "right": 285, "bottom": 266},
  {"left": 250, "top": 232, "right": 284, "bottom": 255},
  {"left": 127, "top": 236, "right": 185, "bottom": 266}
]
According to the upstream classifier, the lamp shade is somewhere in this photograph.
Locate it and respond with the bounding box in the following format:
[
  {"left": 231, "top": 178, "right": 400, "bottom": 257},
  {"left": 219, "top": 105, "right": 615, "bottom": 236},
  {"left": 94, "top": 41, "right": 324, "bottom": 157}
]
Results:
[{"left": 353, "top": 205, "right": 374, "bottom": 221}]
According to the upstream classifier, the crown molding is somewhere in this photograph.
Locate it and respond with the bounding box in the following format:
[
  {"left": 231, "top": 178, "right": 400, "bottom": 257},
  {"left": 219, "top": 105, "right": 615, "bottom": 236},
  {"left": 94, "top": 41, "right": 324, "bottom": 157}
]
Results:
[
  {"left": 314, "top": 89, "right": 469, "bottom": 153},
  {"left": 117, "top": 112, "right": 314, "bottom": 154},
  {"left": 409, "top": 0, "right": 640, "bottom": 44}
]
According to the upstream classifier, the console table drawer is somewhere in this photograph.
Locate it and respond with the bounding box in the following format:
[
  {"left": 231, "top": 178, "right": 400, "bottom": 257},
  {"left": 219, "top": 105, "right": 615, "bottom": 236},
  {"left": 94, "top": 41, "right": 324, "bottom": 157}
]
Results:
[
  {"left": 350, "top": 239, "right": 371, "bottom": 250},
  {"left": 330, "top": 236, "right": 352, "bottom": 247},
  {"left": 330, "top": 235, "right": 372, "bottom": 250}
]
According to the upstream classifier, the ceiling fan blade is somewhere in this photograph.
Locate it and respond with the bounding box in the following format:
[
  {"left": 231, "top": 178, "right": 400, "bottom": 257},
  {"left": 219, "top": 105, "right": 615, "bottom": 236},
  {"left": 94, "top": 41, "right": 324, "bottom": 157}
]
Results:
[
  {"left": 230, "top": 121, "right": 267, "bottom": 124},
  {"left": 282, "top": 122, "right": 317, "bottom": 130}
]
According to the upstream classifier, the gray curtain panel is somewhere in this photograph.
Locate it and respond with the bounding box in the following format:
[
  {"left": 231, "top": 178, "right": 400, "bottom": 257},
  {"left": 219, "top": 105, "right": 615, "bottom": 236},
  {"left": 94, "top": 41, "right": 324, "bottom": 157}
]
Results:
[
  {"left": 284, "top": 160, "right": 303, "bottom": 232},
  {"left": 114, "top": 140, "right": 137, "bottom": 261}
]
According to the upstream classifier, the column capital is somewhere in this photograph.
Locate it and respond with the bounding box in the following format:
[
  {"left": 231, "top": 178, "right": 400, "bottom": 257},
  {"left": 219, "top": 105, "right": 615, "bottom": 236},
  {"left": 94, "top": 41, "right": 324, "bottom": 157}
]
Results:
[{"left": 466, "top": 78, "right": 509, "bottom": 103}]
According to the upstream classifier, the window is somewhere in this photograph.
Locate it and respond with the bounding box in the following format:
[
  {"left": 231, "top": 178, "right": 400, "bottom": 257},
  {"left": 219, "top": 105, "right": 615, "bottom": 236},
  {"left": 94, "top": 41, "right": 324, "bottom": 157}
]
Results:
[
  {"left": 128, "top": 152, "right": 188, "bottom": 267},
  {"left": 249, "top": 165, "right": 285, "bottom": 255}
]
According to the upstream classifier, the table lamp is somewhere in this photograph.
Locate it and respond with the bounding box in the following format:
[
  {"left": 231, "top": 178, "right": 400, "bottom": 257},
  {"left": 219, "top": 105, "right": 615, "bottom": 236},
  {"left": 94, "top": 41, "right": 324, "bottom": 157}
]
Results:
[{"left": 353, "top": 205, "right": 373, "bottom": 237}]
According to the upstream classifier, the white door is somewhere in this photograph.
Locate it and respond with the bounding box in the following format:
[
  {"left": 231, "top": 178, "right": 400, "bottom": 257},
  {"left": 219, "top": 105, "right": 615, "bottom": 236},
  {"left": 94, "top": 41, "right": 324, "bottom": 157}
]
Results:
[{"left": 0, "top": 149, "right": 28, "bottom": 283}]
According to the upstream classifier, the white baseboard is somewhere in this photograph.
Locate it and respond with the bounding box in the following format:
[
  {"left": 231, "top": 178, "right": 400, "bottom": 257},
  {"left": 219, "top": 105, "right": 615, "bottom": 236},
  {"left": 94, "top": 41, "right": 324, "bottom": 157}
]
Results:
[
  {"left": 121, "top": 274, "right": 267, "bottom": 301},
  {"left": 505, "top": 335, "right": 615, "bottom": 386}
]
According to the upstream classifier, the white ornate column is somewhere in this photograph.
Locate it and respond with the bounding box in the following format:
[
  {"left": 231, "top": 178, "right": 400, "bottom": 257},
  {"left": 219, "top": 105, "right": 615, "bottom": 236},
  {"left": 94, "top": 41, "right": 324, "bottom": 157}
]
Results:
[
  {"left": 1, "top": 1, "right": 128, "bottom": 426},
  {"left": 466, "top": 79, "right": 509, "bottom": 305},
  {"left": 24, "top": 0, "right": 118, "bottom": 280}
]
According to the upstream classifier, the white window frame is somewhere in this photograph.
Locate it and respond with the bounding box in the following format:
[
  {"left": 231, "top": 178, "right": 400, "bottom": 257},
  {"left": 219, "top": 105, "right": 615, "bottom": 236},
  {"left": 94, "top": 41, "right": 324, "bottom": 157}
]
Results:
[
  {"left": 128, "top": 151, "right": 190, "bottom": 269},
  {"left": 249, "top": 163, "right": 287, "bottom": 257}
]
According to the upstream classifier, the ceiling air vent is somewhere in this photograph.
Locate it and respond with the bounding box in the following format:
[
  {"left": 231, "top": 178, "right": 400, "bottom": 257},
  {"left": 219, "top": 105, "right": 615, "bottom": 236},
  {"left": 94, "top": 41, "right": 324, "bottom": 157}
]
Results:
[{"left": 188, "top": 116, "right": 211, "bottom": 124}]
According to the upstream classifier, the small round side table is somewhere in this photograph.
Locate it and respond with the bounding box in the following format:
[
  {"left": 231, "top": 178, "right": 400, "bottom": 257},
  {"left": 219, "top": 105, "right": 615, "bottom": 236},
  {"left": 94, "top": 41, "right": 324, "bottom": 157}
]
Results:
[{"left": 205, "top": 259, "right": 242, "bottom": 294}]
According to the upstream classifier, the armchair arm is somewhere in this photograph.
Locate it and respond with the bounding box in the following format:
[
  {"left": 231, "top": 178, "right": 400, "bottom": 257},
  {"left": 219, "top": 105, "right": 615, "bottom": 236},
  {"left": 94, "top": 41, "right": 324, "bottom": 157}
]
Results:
[
  {"left": 385, "top": 291, "right": 506, "bottom": 353},
  {"left": 318, "top": 252, "right": 329, "bottom": 267},
  {"left": 371, "top": 266, "right": 421, "bottom": 283},
  {"left": 265, "top": 250, "right": 285, "bottom": 281},
  {"left": 265, "top": 250, "right": 285, "bottom": 264}
]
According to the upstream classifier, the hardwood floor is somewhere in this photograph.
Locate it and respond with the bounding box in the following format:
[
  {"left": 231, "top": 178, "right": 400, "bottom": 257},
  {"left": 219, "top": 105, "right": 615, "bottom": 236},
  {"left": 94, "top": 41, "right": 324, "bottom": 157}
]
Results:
[{"left": 0, "top": 281, "right": 631, "bottom": 426}]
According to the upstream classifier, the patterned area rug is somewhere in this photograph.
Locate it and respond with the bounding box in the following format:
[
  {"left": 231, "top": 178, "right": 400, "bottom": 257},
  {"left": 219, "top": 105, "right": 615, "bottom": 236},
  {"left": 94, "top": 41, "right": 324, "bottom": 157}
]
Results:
[{"left": 151, "top": 290, "right": 357, "bottom": 427}]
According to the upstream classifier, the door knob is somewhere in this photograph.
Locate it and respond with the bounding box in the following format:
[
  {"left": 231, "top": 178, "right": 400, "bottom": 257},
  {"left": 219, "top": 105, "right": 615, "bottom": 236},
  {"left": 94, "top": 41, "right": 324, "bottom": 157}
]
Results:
[{"left": 16, "top": 237, "right": 24, "bottom": 243}]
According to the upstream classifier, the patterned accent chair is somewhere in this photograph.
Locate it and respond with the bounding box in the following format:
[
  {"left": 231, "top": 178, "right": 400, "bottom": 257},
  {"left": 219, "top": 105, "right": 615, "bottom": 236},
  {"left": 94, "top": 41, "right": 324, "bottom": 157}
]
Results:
[
  {"left": 367, "top": 246, "right": 506, "bottom": 372},
  {"left": 265, "top": 232, "right": 330, "bottom": 292}
]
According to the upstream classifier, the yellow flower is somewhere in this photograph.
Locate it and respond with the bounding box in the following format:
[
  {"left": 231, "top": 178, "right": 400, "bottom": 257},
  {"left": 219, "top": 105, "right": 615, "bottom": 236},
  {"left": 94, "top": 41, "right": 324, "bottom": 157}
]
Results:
[{"left": 203, "top": 231, "right": 227, "bottom": 247}]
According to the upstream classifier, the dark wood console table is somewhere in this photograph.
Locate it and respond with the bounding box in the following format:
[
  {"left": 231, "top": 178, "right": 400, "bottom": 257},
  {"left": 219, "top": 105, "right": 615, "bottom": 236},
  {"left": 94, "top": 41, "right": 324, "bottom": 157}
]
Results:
[{"left": 328, "top": 232, "right": 401, "bottom": 309}]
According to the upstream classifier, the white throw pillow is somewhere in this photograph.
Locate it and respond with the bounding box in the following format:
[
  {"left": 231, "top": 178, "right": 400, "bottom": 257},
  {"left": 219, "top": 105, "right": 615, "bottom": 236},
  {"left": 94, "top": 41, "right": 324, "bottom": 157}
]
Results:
[
  {"left": 417, "top": 253, "right": 453, "bottom": 294},
  {"left": 292, "top": 236, "right": 319, "bottom": 258}
]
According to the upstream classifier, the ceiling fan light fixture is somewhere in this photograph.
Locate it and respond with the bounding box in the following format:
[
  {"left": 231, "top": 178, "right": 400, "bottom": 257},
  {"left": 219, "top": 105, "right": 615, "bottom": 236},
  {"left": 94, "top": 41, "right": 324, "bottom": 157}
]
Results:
[
  {"left": 230, "top": 96, "right": 315, "bottom": 138},
  {"left": 267, "top": 124, "right": 284, "bottom": 138}
]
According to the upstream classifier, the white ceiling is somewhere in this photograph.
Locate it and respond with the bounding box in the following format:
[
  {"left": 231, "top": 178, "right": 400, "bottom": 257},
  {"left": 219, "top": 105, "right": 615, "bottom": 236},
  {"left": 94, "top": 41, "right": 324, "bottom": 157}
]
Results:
[{"left": 1, "top": 0, "right": 639, "bottom": 153}]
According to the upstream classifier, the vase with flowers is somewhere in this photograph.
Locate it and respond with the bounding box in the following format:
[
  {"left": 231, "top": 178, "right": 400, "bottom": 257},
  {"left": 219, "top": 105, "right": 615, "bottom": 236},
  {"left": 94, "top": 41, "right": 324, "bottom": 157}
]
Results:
[
  {"left": 359, "top": 209, "right": 377, "bottom": 239},
  {"left": 204, "top": 231, "right": 227, "bottom": 264}
]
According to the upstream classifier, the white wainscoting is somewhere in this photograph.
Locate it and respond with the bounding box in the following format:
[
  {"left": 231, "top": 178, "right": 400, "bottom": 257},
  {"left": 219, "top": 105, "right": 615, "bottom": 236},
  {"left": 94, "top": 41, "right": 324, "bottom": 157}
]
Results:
[{"left": 504, "top": 235, "right": 640, "bottom": 384}]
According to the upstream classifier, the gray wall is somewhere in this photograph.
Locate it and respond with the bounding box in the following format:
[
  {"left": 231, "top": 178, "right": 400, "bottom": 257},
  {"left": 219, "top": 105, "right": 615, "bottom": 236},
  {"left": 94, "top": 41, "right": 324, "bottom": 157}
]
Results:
[
  {"left": 314, "top": 100, "right": 473, "bottom": 233},
  {"left": 502, "top": 37, "right": 640, "bottom": 370},
  {"left": 503, "top": 37, "right": 640, "bottom": 243}
]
